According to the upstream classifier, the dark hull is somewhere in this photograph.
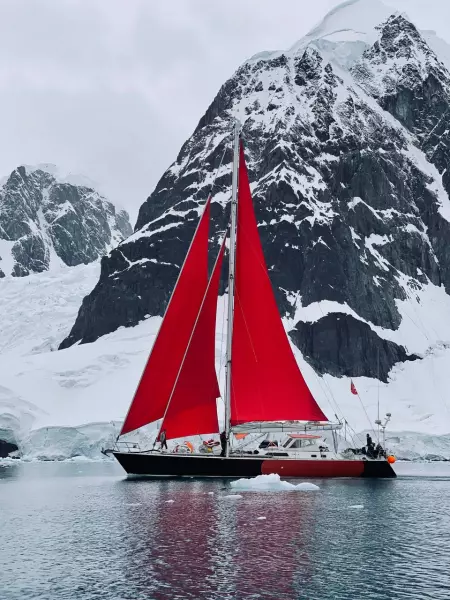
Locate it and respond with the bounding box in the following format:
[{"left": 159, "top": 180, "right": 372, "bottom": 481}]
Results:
[{"left": 113, "top": 452, "right": 396, "bottom": 478}]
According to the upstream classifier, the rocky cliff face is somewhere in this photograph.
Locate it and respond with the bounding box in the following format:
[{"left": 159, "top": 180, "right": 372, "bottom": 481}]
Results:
[
  {"left": 0, "top": 165, "right": 132, "bottom": 277},
  {"left": 60, "top": 1, "right": 450, "bottom": 384}
]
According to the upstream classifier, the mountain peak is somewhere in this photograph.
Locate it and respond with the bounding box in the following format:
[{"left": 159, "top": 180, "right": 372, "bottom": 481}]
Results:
[
  {"left": 61, "top": 0, "right": 450, "bottom": 421},
  {"left": 22, "top": 163, "right": 99, "bottom": 189},
  {"left": 297, "top": 0, "right": 395, "bottom": 47},
  {"left": 0, "top": 164, "right": 132, "bottom": 278},
  {"left": 245, "top": 0, "right": 399, "bottom": 72}
]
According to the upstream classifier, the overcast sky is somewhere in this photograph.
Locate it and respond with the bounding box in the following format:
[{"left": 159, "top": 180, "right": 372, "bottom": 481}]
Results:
[{"left": 1, "top": 0, "right": 450, "bottom": 223}]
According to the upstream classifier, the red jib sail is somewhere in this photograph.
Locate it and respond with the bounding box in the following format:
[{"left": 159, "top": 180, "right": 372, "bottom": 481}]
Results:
[
  {"left": 120, "top": 199, "right": 211, "bottom": 436},
  {"left": 230, "top": 144, "right": 327, "bottom": 425},
  {"left": 159, "top": 239, "right": 225, "bottom": 440}
]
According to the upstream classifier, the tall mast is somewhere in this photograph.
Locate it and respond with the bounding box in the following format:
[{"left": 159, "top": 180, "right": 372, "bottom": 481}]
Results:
[{"left": 224, "top": 120, "right": 240, "bottom": 457}]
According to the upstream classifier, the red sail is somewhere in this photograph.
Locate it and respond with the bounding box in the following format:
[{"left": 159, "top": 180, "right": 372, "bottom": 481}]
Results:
[
  {"left": 230, "top": 144, "right": 327, "bottom": 425},
  {"left": 159, "top": 239, "right": 225, "bottom": 440},
  {"left": 120, "top": 200, "right": 211, "bottom": 436}
]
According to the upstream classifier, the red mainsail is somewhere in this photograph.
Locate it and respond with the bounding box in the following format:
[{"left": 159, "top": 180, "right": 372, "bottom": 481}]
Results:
[
  {"left": 120, "top": 200, "right": 211, "bottom": 436},
  {"left": 230, "top": 144, "right": 327, "bottom": 425},
  {"left": 159, "top": 239, "right": 225, "bottom": 440}
]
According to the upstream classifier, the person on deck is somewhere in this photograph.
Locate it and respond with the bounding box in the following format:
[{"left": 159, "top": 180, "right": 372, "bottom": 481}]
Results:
[
  {"left": 367, "top": 441, "right": 376, "bottom": 459},
  {"left": 220, "top": 431, "right": 227, "bottom": 457},
  {"left": 159, "top": 429, "right": 168, "bottom": 451}
]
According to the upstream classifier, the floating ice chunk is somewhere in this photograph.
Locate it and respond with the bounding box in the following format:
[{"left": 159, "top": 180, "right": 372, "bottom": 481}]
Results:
[
  {"left": 257, "top": 516, "right": 267, "bottom": 520},
  {"left": 230, "top": 473, "right": 320, "bottom": 491},
  {"left": 295, "top": 482, "right": 321, "bottom": 491},
  {"left": 348, "top": 504, "right": 364, "bottom": 509},
  {"left": 165, "top": 499, "right": 175, "bottom": 503},
  {"left": 68, "top": 456, "right": 93, "bottom": 463},
  {"left": 207, "top": 492, "right": 214, "bottom": 495},
  {"left": 224, "top": 494, "right": 243, "bottom": 499}
]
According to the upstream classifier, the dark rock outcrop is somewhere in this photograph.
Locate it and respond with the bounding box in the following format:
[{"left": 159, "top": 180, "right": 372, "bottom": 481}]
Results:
[
  {"left": 290, "top": 313, "right": 418, "bottom": 382},
  {"left": 60, "top": 11, "right": 450, "bottom": 382},
  {"left": 0, "top": 439, "right": 18, "bottom": 458}
]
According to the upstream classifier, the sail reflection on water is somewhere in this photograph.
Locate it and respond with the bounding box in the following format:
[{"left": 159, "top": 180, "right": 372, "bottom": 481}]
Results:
[{"left": 120, "top": 479, "right": 320, "bottom": 600}]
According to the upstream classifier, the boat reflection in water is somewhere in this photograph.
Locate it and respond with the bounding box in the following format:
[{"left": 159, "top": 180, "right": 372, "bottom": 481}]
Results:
[{"left": 120, "top": 479, "right": 318, "bottom": 600}]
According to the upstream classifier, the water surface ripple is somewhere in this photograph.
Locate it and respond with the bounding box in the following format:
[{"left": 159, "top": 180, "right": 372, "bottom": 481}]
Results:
[{"left": 1, "top": 462, "right": 449, "bottom": 599}]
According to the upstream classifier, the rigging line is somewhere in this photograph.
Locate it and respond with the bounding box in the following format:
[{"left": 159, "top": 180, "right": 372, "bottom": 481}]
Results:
[
  {"left": 118, "top": 196, "right": 213, "bottom": 441},
  {"left": 314, "top": 300, "right": 362, "bottom": 426},
  {"left": 400, "top": 309, "right": 430, "bottom": 341},
  {"left": 401, "top": 284, "right": 433, "bottom": 339},
  {"left": 406, "top": 289, "right": 441, "bottom": 342},
  {"left": 345, "top": 421, "right": 366, "bottom": 448},
  {"left": 397, "top": 286, "right": 450, "bottom": 419},
  {"left": 419, "top": 105, "right": 450, "bottom": 150},
  {"left": 402, "top": 286, "right": 450, "bottom": 418},
  {"left": 233, "top": 287, "right": 259, "bottom": 363},
  {"left": 303, "top": 348, "right": 344, "bottom": 419},
  {"left": 236, "top": 217, "right": 289, "bottom": 281},
  {"left": 128, "top": 145, "right": 230, "bottom": 441},
  {"left": 207, "top": 145, "right": 229, "bottom": 199},
  {"left": 311, "top": 369, "right": 343, "bottom": 421},
  {"left": 156, "top": 234, "right": 227, "bottom": 441},
  {"left": 322, "top": 382, "right": 345, "bottom": 423},
  {"left": 232, "top": 212, "right": 350, "bottom": 427},
  {"left": 429, "top": 353, "right": 450, "bottom": 416},
  {"left": 314, "top": 302, "right": 375, "bottom": 437},
  {"left": 232, "top": 287, "right": 267, "bottom": 421},
  {"left": 355, "top": 390, "right": 377, "bottom": 435},
  {"left": 141, "top": 138, "right": 226, "bottom": 262},
  {"left": 186, "top": 132, "right": 231, "bottom": 212}
]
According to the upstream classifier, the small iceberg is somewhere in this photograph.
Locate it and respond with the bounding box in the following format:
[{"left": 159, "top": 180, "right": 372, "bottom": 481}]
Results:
[
  {"left": 348, "top": 504, "right": 364, "bottom": 509},
  {"left": 224, "top": 494, "right": 243, "bottom": 499},
  {"left": 230, "top": 473, "right": 320, "bottom": 491},
  {"left": 256, "top": 516, "right": 267, "bottom": 520},
  {"left": 165, "top": 499, "right": 175, "bottom": 503}
]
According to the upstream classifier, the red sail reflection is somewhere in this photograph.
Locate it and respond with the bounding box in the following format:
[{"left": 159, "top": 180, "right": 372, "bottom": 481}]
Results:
[{"left": 120, "top": 480, "right": 317, "bottom": 599}]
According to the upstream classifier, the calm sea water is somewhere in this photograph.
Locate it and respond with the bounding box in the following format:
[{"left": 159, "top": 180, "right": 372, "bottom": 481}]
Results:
[{"left": 1, "top": 461, "right": 450, "bottom": 600}]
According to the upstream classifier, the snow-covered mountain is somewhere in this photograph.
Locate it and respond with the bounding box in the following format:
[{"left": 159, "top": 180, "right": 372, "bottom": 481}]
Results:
[
  {"left": 3, "top": 0, "right": 450, "bottom": 459},
  {"left": 61, "top": 0, "right": 450, "bottom": 401},
  {"left": 0, "top": 163, "right": 132, "bottom": 277},
  {"left": 1, "top": 266, "right": 450, "bottom": 460}
]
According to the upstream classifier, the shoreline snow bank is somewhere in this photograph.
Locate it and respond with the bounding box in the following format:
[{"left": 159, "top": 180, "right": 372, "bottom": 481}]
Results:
[
  {"left": 17, "top": 421, "right": 120, "bottom": 461},
  {"left": 230, "top": 474, "right": 320, "bottom": 491},
  {"left": 1, "top": 426, "right": 450, "bottom": 462}
]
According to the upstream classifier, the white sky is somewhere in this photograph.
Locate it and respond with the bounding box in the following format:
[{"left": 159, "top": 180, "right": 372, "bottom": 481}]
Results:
[{"left": 1, "top": 0, "right": 450, "bottom": 222}]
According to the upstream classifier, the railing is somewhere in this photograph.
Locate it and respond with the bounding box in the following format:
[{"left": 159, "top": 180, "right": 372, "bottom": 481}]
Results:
[{"left": 103, "top": 441, "right": 156, "bottom": 454}]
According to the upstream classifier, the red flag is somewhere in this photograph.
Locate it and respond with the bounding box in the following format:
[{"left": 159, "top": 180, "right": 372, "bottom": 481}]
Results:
[{"left": 350, "top": 380, "right": 358, "bottom": 395}]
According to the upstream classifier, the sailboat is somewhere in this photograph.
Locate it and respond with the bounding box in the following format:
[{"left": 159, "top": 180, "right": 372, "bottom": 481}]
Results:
[{"left": 112, "top": 123, "right": 396, "bottom": 479}]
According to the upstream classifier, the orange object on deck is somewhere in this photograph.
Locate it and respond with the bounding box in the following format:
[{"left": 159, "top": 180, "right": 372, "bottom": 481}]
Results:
[{"left": 387, "top": 455, "right": 396, "bottom": 464}]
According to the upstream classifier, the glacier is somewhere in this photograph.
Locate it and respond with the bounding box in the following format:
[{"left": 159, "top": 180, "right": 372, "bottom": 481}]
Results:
[
  {"left": 2, "top": 0, "right": 450, "bottom": 461},
  {"left": 1, "top": 260, "right": 450, "bottom": 461}
]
